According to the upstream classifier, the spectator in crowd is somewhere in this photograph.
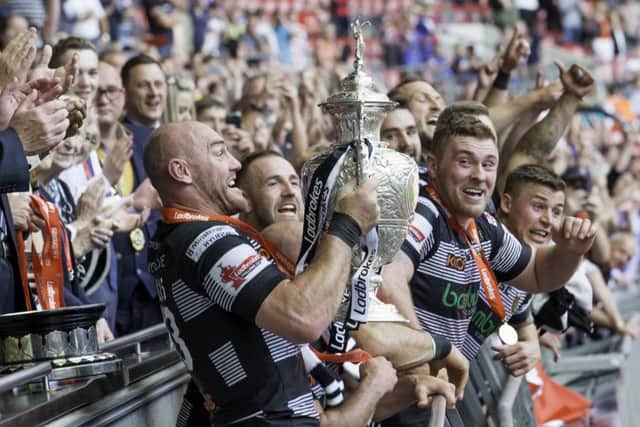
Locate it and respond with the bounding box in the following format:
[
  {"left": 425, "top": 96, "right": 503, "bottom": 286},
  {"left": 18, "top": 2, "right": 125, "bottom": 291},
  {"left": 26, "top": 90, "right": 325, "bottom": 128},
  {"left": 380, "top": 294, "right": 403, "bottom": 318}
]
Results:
[
  {"left": 195, "top": 96, "right": 227, "bottom": 134},
  {"left": 380, "top": 107, "right": 422, "bottom": 163},
  {"left": 0, "top": 15, "right": 29, "bottom": 50},
  {"left": 111, "top": 53, "right": 167, "bottom": 335},
  {"left": 0, "top": 29, "right": 75, "bottom": 314},
  {"left": 62, "top": 0, "right": 108, "bottom": 46}
]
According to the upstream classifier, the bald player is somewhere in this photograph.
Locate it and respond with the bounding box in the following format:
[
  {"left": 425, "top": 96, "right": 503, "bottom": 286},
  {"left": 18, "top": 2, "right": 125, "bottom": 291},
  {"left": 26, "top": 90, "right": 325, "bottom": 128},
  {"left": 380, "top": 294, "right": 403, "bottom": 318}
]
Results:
[{"left": 143, "top": 121, "right": 404, "bottom": 426}]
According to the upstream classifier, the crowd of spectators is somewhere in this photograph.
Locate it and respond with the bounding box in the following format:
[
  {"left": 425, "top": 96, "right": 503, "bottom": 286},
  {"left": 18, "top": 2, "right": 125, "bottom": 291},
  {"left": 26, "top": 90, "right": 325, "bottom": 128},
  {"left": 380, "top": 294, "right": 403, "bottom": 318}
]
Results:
[{"left": 0, "top": 0, "right": 639, "bottom": 426}]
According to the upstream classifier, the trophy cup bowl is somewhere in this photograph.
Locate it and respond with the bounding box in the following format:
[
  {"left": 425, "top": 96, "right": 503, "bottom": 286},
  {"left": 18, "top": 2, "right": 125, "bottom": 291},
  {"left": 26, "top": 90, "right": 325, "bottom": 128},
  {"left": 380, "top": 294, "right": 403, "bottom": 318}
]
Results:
[{"left": 299, "top": 18, "right": 435, "bottom": 371}]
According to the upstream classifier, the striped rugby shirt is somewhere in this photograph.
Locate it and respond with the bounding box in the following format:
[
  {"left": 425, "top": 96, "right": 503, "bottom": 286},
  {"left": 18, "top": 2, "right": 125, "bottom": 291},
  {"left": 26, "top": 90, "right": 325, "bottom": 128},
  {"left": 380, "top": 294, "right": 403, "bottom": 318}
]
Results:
[
  {"left": 400, "top": 193, "right": 532, "bottom": 357},
  {"left": 463, "top": 283, "right": 532, "bottom": 360},
  {"left": 149, "top": 220, "right": 318, "bottom": 426}
]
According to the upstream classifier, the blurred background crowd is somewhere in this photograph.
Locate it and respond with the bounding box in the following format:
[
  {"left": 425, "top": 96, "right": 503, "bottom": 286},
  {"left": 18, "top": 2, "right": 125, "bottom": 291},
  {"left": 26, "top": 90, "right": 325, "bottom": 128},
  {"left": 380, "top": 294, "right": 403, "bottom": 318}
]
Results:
[{"left": 0, "top": 0, "right": 639, "bottom": 425}]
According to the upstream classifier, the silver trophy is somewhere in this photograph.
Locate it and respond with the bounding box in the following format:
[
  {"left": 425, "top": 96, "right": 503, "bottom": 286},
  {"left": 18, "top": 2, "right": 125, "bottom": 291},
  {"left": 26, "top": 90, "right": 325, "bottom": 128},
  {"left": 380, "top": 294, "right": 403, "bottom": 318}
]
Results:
[{"left": 301, "top": 18, "right": 419, "bottom": 324}]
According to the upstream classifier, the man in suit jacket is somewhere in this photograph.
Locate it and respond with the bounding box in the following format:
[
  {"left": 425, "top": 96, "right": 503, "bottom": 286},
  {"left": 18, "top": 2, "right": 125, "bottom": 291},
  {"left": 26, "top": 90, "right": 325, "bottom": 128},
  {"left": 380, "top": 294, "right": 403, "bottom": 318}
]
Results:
[
  {"left": 0, "top": 128, "right": 31, "bottom": 314},
  {"left": 114, "top": 54, "right": 167, "bottom": 335}
]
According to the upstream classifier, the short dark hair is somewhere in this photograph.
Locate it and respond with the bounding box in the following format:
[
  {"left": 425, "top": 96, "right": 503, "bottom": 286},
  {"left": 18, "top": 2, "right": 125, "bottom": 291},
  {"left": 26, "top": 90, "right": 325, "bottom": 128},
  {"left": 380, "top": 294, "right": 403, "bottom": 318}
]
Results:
[
  {"left": 431, "top": 101, "right": 494, "bottom": 158},
  {"left": 504, "top": 164, "right": 565, "bottom": 198},
  {"left": 387, "top": 75, "right": 424, "bottom": 108},
  {"left": 50, "top": 37, "right": 96, "bottom": 68},
  {"left": 237, "top": 150, "right": 284, "bottom": 190},
  {"left": 121, "top": 54, "right": 163, "bottom": 88},
  {"left": 195, "top": 96, "right": 226, "bottom": 115}
]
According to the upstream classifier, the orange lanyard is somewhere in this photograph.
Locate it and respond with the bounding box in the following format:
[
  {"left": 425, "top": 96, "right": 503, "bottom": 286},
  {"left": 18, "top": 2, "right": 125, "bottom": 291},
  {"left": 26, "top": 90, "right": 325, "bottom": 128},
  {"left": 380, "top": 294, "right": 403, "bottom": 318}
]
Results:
[
  {"left": 160, "top": 208, "right": 296, "bottom": 278},
  {"left": 425, "top": 184, "right": 505, "bottom": 320},
  {"left": 16, "top": 196, "right": 72, "bottom": 310}
]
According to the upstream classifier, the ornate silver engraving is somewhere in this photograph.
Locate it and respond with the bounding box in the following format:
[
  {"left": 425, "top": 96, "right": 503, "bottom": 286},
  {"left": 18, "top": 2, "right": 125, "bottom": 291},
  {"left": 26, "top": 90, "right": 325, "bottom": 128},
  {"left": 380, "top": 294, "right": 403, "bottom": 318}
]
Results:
[{"left": 302, "top": 18, "right": 419, "bottom": 323}]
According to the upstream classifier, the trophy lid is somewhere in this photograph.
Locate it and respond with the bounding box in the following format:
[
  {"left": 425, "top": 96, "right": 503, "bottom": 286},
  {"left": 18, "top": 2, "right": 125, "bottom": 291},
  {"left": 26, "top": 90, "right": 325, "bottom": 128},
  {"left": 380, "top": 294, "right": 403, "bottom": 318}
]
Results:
[{"left": 320, "top": 18, "right": 396, "bottom": 112}]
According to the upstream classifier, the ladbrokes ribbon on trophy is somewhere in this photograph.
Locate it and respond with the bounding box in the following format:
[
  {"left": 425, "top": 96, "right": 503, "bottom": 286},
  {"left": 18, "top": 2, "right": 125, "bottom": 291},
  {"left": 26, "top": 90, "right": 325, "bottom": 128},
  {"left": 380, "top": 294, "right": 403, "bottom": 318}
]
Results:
[{"left": 296, "top": 139, "right": 379, "bottom": 352}]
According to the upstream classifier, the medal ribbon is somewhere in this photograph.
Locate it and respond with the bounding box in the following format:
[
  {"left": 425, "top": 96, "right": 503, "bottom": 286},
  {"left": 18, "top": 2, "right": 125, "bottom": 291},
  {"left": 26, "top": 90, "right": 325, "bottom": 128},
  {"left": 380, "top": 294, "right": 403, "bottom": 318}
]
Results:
[
  {"left": 16, "top": 195, "right": 72, "bottom": 310},
  {"left": 160, "top": 208, "right": 295, "bottom": 278},
  {"left": 425, "top": 184, "right": 506, "bottom": 320}
]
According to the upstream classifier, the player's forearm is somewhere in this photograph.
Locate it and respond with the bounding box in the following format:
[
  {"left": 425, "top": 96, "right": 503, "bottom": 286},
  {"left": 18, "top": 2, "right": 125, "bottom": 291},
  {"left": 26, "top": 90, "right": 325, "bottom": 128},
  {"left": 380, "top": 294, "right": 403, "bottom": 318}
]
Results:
[
  {"left": 515, "top": 92, "right": 581, "bottom": 162},
  {"left": 516, "top": 321, "right": 538, "bottom": 344},
  {"left": 320, "top": 374, "right": 388, "bottom": 427},
  {"left": 483, "top": 86, "right": 509, "bottom": 109},
  {"left": 533, "top": 245, "right": 583, "bottom": 292},
  {"left": 290, "top": 235, "right": 354, "bottom": 331},
  {"left": 372, "top": 376, "right": 419, "bottom": 422},
  {"left": 489, "top": 90, "right": 541, "bottom": 134},
  {"left": 379, "top": 263, "right": 421, "bottom": 328}
]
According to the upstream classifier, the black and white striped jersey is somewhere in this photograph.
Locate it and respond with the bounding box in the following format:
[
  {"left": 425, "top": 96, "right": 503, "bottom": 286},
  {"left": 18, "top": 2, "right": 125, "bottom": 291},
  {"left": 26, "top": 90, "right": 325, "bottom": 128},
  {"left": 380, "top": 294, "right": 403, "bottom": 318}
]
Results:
[
  {"left": 149, "top": 220, "right": 318, "bottom": 426},
  {"left": 462, "top": 283, "right": 532, "bottom": 360},
  {"left": 400, "top": 194, "right": 532, "bottom": 355}
]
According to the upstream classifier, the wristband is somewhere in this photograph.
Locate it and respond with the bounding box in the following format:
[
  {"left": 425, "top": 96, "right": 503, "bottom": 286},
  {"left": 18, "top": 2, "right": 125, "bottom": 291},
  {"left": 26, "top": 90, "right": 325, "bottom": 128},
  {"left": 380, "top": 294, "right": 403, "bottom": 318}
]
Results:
[
  {"left": 493, "top": 70, "right": 511, "bottom": 90},
  {"left": 328, "top": 212, "right": 362, "bottom": 248},
  {"left": 431, "top": 334, "right": 452, "bottom": 360}
]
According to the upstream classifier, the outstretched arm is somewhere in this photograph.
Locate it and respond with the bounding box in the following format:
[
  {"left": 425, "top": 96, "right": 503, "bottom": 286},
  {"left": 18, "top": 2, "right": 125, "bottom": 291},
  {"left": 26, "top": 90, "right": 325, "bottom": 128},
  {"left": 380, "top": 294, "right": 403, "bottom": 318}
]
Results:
[
  {"left": 497, "top": 62, "right": 594, "bottom": 194},
  {"left": 511, "top": 216, "right": 597, "bottom": 293},
  {"left": 483, "top": 26, "right": 531, "bottom": 108}
]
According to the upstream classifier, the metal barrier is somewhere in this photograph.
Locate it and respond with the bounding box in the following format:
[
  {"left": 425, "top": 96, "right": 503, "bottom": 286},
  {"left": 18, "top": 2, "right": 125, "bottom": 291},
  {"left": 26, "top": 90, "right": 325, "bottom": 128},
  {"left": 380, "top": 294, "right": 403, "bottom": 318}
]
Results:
[
  {"left": 618, "top": 313, "right": 640, "bottom": 427},
  {"left": 100, "top": 323, "right": 168, "bottom": 353},
  {"left": 428, "top": 395, "right": 447, "bottom": 427},
  {"left": 0, "top": 362, "right": 51, "bottom": 394},
  {"left": 497, "top": 376, "right": 522, "bottom": 427}
]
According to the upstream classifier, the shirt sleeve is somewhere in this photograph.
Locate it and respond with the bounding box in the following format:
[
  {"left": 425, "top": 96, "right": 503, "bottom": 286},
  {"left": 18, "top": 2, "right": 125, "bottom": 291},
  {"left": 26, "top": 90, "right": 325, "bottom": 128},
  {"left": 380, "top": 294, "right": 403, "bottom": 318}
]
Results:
[
  {"left": 184, "top": 224, "right": 287, "bottom": 323},
  {"left": 0, "top": 128, "right": 29, "bottom": 193},
  {"left": 488, "top": 218, "right": 532, "bottom": 283},
  {"left": 509, "top": 294, "right": 533, "bottom": 325},
  {"left": 400, "top": 196, "right": 439, "bottom": 270}
]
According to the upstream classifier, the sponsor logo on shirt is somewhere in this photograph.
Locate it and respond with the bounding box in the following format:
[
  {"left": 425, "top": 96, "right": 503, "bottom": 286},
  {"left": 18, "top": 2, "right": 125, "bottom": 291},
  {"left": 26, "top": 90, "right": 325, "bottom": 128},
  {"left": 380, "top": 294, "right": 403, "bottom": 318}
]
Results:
[
  {"left": 186, "top": 225, "right": 238, "bottom": 262},
  {"left": 446, "top": 253, "right": 465, "bottom": 271},
  {"left": 441, "top": 282, "right": 478, "bottom": 311},
  {"left": 470, "top": 308, "right": 498, "bottom": 335},
  {"left": 218, "top": 254, "right": 262, "bottom": 290},
  {"left": 204, "top": 244, "right": 270, "bottom": 306}
]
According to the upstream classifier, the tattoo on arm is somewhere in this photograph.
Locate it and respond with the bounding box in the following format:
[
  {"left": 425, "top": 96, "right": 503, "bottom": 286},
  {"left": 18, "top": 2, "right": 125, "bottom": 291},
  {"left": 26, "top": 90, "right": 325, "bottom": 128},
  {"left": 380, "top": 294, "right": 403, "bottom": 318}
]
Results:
[{"left": 516, "top": 93, "right": 580, "bottom": 161}]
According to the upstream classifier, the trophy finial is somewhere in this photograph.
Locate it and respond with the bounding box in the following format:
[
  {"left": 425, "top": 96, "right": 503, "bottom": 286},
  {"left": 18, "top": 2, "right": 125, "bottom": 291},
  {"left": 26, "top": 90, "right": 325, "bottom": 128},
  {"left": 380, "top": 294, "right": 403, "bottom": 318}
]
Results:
[{"left": 351, "top": 18, "right": 370, "bottom": 72}]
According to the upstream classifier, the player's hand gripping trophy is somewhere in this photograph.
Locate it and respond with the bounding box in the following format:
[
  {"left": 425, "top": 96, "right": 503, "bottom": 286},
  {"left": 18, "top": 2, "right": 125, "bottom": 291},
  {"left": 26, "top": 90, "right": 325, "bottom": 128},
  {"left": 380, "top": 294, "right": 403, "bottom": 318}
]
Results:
[{"left": 298, "top": 18, "right": 468, "bottom": 403}]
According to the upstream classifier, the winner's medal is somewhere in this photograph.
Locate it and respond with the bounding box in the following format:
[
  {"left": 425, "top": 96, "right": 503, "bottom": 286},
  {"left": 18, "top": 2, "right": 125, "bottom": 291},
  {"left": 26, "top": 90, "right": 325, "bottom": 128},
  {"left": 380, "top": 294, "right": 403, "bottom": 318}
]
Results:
[
  {"left": 497, "top": 323, "right": 518, "bottom": 345},
  {"left": 498, "top": 295, "right": 521, "bottom": 346},
  {"left": 130, "top": 227, "right": 145, "bottom": 252}
]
